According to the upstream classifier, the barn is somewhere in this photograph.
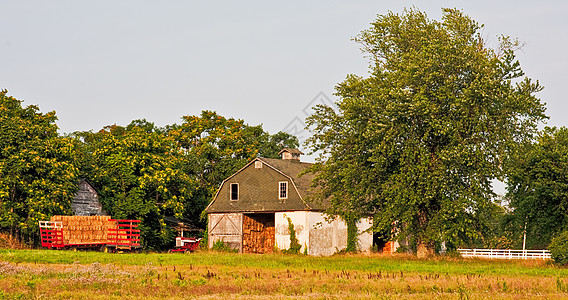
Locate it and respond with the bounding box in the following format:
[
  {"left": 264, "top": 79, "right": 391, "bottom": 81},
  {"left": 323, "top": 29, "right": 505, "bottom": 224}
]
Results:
[
  {"left": 71, "top": 178, "right": 106, "bottom": 216},
  {"left": 205, "top": 149, "right": 372, "bottom": 256}
]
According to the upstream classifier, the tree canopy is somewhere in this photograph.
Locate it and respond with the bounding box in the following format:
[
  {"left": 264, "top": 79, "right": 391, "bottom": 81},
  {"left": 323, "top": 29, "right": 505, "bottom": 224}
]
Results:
[
  {"left": 0, "top": 90, "right": 79, "bottom": 242},
  {"left": 0, "top": 87, "right": 297, "bottom": 249},
  {"left": 506, "top": 127, "right": 568, "bottom": 249},
  {"left": 305, "top": 8, "right": 546, "bottom": 255},
  {"left": 72, "top": 120, "right": 191, "bottom": 249},
  {"left": 73, "top": 111, "right": 297, "bottom": 249}
]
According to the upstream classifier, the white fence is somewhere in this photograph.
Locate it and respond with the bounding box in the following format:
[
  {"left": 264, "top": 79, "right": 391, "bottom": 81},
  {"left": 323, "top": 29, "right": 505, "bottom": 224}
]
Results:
[{"left": 458, "top": 248, "right": 551, "bottom": 260}]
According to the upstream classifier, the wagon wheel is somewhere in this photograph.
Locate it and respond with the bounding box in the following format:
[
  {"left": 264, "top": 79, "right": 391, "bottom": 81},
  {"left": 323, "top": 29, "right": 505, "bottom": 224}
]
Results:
[
  {"left": 104, "top": 246, "right": 116, "bottom": 253},
  {"left": 167, "top": 249, "right": 172, "bottom": 254}
]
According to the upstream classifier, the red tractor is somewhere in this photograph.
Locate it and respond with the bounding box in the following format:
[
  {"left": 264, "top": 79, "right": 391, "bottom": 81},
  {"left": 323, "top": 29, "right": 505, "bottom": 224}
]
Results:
[{"left": 169, "top": 237, "right": 201, "bottom": 253}]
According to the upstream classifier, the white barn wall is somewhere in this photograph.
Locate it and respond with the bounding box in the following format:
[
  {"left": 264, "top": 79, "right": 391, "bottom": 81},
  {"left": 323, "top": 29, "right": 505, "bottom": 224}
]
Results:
[
  {"left": 308, "top": 212, "right": 346, "bottom": 256},
  {"left": 307, "top": 213, "right": 373, "bottom": 256},
  {"left": 356, "top": 217, "right": 373, "bottom": 253},
  {"left": 275, "top": 211, "right": 309, "bottom": 253},
  {"left": 210, "top": 211, "right": 373, "bottom": 256},
  {"left": 275, "top": 211, "right": 373, "bottom": 256}
]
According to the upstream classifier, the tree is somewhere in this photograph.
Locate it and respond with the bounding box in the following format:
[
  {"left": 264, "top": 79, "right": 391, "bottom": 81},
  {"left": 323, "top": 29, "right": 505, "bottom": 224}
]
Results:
[
  {"left": 74, "top": 111, "right": 298, "bottom": 249},
  {"left": 506, "top": 127, "right": 568, "bottom": 249},
  {"left": 0, "top": 90, "right": 79, "bottom": 243},
  {"left": 168, "top": 110, "right": 298, "bottom": 220},
  {"left": 549, "top": 231, "right": 568, "bottom": 266},
  {"left": 305, "top": 8, "right": 546, "bottom": 256},
  {"left": 73, "top": 120, "right": 193, "bottom": 249}
]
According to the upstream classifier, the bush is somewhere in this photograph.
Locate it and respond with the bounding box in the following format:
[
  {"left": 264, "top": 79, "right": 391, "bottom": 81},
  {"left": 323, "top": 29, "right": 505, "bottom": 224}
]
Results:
[
  {"left": 210, "top": 240, "right": 237, "bottom": 253},
  {"left": 549, "top": 231, "right": 568, "bottom": 266},
  {"left": 0, "top": 233, "right": 28, "bottom": 249}
]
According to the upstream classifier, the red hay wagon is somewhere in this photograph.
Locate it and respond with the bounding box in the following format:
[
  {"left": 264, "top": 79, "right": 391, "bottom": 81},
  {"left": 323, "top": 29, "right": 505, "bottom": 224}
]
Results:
[{"left": 39, "top": 217, "right": 142, "bottom": 252}]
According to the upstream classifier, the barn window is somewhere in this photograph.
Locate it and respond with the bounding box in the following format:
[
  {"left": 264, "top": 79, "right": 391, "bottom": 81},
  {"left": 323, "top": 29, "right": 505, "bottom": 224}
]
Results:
[
  {"left": 255, "top": 161, "right": 263, "bottom": 169},
  {"left": 230, "top": 183, "right": 239, "bottom": 201},
  {"left": 279, "top": 181, "right": 288, "bottom": 199}
]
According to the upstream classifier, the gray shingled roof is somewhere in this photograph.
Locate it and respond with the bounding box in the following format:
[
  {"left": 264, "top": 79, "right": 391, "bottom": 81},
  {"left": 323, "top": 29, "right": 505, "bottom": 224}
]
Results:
[
  {"left": 257, "top": 157, "right": 314, "bottom": 200},
  {"left": 205, "top": 157, "right": 326, "bottom": 213}
]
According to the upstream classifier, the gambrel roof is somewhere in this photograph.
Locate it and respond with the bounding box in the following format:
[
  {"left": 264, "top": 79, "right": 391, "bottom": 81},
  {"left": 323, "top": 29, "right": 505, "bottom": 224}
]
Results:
[{"left": 204, "top": 157, "right": 324, "bottom": 213}]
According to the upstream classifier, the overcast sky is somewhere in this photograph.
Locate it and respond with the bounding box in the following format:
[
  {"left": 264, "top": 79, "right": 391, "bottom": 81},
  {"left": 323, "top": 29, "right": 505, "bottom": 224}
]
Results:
[{"left": 2, "top": 1, "right": 567, "bottom": 163}]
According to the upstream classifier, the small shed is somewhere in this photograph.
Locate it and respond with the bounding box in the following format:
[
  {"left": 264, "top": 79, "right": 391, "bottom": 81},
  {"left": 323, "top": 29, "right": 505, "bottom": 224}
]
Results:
[
  {"left": 205, "top": 149, "right": 373, "bottom": 256},
  {"left": 71, "top": 179, "right": 106, "bottom": 216}
]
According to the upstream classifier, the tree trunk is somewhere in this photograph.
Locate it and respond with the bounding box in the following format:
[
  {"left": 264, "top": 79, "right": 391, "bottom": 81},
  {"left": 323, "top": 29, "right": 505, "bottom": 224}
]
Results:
[
  {"left": 416, "top": 209, "right": 434, "bottom": 258},
  {"left": 416, "top": 240, "right": 434, "bottom": 258}
]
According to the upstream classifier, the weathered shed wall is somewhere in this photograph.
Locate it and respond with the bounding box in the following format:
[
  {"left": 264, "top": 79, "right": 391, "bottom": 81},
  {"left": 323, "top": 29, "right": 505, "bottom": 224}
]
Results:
[
  {"left": 71, "top": 179, "right": 104, "bottom": 216},
  {"left": 208, "top": 213, "right": 243, "bottom": 252}
]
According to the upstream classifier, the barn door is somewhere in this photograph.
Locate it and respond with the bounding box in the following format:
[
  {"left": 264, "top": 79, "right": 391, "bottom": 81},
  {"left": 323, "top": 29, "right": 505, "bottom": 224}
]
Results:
[
  {"left": 242, "top": 213, "right": 275, "bottom": 254},
  {"left": 208, "top": 213, "right": 242, "bottom": 251}
]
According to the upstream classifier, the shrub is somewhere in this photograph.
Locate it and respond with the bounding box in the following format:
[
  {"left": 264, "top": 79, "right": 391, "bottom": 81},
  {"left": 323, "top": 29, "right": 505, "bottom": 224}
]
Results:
[
  {"left": 0, "top": 233, "right": 28, "bottom": 249},
  {"left": 549, "top": 231, "right": 568, "bottom": 266},
  {"left": 210, "top": 240, "right": 237, "bottom": 253}
]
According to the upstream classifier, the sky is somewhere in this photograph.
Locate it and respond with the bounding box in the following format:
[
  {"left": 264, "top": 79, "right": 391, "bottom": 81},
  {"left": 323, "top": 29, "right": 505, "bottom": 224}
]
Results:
[{"left": 1, "top": 1, "right": 567, "bottom": 165}]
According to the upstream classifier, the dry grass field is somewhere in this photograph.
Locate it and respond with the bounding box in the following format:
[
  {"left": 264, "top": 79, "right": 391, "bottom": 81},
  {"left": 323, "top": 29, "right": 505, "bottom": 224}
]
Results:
[{"left": 1, "top": 249, "right": 568, "bottom": 299}]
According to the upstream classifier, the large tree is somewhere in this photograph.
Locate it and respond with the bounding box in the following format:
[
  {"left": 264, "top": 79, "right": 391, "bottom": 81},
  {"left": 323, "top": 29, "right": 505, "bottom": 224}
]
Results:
[
  {"left": 168, "top": 110, "right": 298, "bottom": 205},
  {"left": 305, "top": 8, "right": 546, "bottom": 255},
  {"left": 73, "top": 120, "right": 192, "bottom": 249},
  {"left": 0, "top": 90, "right": 79, "bottom": 243},
  {"left": 75, "top": 111, "right": 298, "bottom": 249},
  {"left": 506, "top": 127, "right": 568, "bottom": 249}
]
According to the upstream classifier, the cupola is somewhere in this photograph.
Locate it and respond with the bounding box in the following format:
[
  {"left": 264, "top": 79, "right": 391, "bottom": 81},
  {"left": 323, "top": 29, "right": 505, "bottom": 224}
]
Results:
[{"left": 278, "top": 148, "right": 304, "bottom": 161}]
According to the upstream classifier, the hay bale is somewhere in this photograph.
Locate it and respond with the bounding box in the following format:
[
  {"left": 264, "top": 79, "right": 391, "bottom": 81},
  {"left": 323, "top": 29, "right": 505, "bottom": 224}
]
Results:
[{"left": 48, "top": 215, "right": 114, "bottom": 245}]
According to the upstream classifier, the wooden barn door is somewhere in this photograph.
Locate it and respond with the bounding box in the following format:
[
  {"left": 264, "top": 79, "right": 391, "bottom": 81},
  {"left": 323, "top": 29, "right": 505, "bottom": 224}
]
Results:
[
  {"left": 242, "top": 213, "right": 275, "bottom": 254},
  {"left": 208, "top": 213, "right": 242, "bottom": 252}
]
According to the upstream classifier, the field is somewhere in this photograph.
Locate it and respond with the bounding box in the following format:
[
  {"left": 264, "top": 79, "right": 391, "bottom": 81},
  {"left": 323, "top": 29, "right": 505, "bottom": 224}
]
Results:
[{"left": 1, "top": 250, "right": 568, "bottom": 299}]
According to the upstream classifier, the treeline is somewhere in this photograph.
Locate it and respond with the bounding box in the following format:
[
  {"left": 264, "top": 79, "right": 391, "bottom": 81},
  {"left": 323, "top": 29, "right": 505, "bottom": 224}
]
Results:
[
  {"left": 464, "top": 126, "right": 568, "bottom": 250},
  {"left": 4, "top": 8, "right": 568, "bottom": 255},
  {"left": 0, "top": 90, "right": 297, "bottom": 249}
]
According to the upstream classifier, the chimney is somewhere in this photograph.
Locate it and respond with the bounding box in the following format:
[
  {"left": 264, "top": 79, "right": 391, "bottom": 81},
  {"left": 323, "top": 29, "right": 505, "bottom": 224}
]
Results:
[{"left": 278, "top": 148, "right": 304, "bottom": 161}]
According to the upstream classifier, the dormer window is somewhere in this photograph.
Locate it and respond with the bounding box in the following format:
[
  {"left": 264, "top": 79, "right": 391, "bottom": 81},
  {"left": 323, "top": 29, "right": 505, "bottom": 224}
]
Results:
[
  {"left": 279, "top": 181, "right": 288, "bottom": 199},
  {"left": 230, "top": 183, "right": 239, "bottom": 201}
]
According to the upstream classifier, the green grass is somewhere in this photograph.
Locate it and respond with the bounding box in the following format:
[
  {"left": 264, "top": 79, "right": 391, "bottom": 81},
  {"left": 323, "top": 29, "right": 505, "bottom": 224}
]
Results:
[
  {"left": 2, "top": 249, "right": 568, "bottom": 299},
  {"left": 0, "top": 249, "right": 564, "bottom": 277}
]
